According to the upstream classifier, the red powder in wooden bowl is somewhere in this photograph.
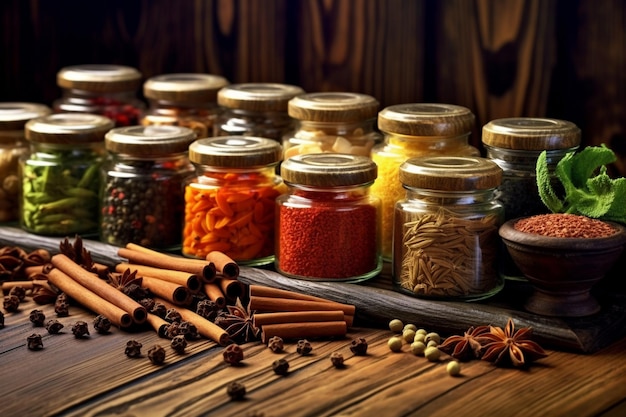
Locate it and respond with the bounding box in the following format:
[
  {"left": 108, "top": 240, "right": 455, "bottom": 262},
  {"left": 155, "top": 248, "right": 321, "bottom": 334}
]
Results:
[{"left": 514, "top": 213, "right": 618, "bottom": 238}]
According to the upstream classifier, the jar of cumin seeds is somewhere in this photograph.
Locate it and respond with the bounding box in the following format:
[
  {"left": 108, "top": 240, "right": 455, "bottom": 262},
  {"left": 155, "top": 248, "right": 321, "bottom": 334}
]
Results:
[
  {"left": 142, "top": 73, "right": 229, "bottom": 139},
  {"left": 215, "top": 83, "right": 305, "bottom": 141},
  {"left": 276, "top": 153, "right": 382, "bottom": 282},
  {"left": 0, "top": 102, "right": 51, "bottom": 223},
  {"left": 371, "top": 103, "right": 479, "bottom": 260},
  {"left": 101, "top": 125, "right": 196, "bottom": 250},
  {"left": 183, "top": 136, "right": 285, "bottom": 265},
  {"left": 21, "top": 113, "right": 114, "bottom": 236},
  {"left": 393, "top": 156, "right": 504, "bottom": 301},
  {"left": 54, "top": 64, "right": 144, "bottom": 126}
]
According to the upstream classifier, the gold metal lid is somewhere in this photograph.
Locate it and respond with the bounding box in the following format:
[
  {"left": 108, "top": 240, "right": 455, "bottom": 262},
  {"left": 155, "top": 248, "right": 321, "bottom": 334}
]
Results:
[
  {"left": 378, "top": 103, "right": 475, "bottom": 137},
  {"left": 218, "top": 83, "right": 305, "bottom": 112},
  {"left": 57, "top": 65, "right": 142, "bottom": 93},
  {"left": 481, "top": 117, "right": 581, "bottom": 150},
  {"left": 143, "top": 73, "right": 229, "bottom": 102},
  {"left": 0, "top": 102, "right": 52, "bottom": 131},
  {"left": 189, "top": 136, "right": 282, "bottom": 167},
  {"left": 105, "top": 125, "right": 196, "bottom": 156},
  {"left": 25, "top": 113, "right": 114, "bottom": 144},
  {"left": 288, "top": 92, "right": 379, "bottom": 122},
  {"left": 399, "top": 156, "right": 502, "bottom": 191},
  {"left": 280, "top": 153, "right": 377, "bottom": 186}
]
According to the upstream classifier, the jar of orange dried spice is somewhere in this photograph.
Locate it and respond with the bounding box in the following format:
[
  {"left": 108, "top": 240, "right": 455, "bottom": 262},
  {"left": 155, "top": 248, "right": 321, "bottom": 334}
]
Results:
[{"left": 182, "top": 136, "right": 285, "bottom": 265}]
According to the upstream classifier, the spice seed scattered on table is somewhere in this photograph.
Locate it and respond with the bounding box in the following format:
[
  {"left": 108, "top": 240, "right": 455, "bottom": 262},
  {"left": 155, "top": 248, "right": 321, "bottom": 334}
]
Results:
[
  {"left": 227, "top": 381, "right": 246, "bottom": 401},
  {"left": 330, "top": 352, "right": 344, "bottom": 368},
  {"left": 27, "top": 333, "right": 44, "bottom": 350},
  {"left": 45, "top": 319, "right": 64, "bottom": 334},
  {"left": 350, "top": 337, "right": 368, "bottom": 356},
  {"left": 223, "top": 344, "right": 244, "bottom": 365},
  {"left": 71, "top": 321, "right": 90, "bottom": 338},
  {"left": 272, "top": 358, "right": 290, "bottom": 375},
  {"left": 147, "top": 345, "right": 166, "bottom": 365},
  {"left": 29, "top": 309, "right": 45, "bottom": 326},
  {"left": 125, "top": 340, "right": 143, "bottom": 358}
]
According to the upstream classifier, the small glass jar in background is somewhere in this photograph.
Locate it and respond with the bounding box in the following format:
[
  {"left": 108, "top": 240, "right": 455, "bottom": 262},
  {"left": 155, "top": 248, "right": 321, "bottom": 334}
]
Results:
[
  {"left": 215, "top": 83, "right": 305, "bottom": 141},
  {"left": 393, "top": 156, "right": 504, "bottom": 301},
  {"left": 371, "top": 103, "right": 479, "bottom": 260},
  {"left": 283, "top": 92, "right": 381, "bottom": 159},
  {"left": 142, "top": 73, "right": 229, "bottom": 139},
  {"left": 21, "top": 113, "right": 114, "bottom": 236},
  {"left": 276, "top": 153, "right": 382, "bottom": 282},
  {"left": 0, "top": 102, "right": 51, "bottom": 223},
  {"left": 183, "top": 136, "right": 285, "bottom": 265},
  {"left": 53, "top": 64, "right": 144, "bottom": 126},
  {"left": 101, "top": 125, "right": 196, "bottom": 250}
]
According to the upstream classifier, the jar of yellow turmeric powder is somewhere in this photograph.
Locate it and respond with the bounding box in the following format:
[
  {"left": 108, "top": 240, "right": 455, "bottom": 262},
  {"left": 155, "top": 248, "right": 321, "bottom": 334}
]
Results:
[
  {"left": 371, "top": 103, "right": 479, "bottom": 260},
  {"left": 182, "top": 136, "right": 285, "bottom": 265}
]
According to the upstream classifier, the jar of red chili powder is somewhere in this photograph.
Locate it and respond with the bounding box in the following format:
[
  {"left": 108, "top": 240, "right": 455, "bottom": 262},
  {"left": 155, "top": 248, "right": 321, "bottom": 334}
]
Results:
[
  {"left": 276, "top": 153, "right": 382, "bottom": 282},
  {"left": 54, "top": 64, "right": 144, "bottom": 126},
  {"left": 142, "top": 73, "right": 229, "bottom": 139},
  {"left": 393, "top": 156, "right": 503, "bottom": 301},
  {"left": 371, "top": 103, "right": 479, "bottom": 260},
  {"left": 0, "top": 102, "right": 51, "bottom": 223},
  {"left": 21, "top": 113, "right": 114, "bottom": 236},
  {"left": 215, "top": 83, "right": 305, "bottom": 141},
  {"left": 101, "top": 125, "right": 196, "bottom": 250},
  {"left": 283, "top": 92, "right": 382, "bottom": 159},
  {"left": 183, "top": 136, "right": 285, "bottom": 265}
]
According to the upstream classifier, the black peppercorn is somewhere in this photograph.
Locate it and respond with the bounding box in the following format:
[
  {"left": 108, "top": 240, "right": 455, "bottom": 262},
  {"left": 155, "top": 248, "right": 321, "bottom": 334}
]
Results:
[
  {"left": 165, "top": 308, "right": 182, "bottom": 323},
  {"left": 196, "top": 299, "right": 219, "bottom": 320},
  {"left": 9, "top": 286, "right": 26, "bottom": 301},
  {"left": 330, "top": 352, "right": 345, "bottom": 368},
  {"left": 54, "top": 293, "right": 70, "bottom": 317},
  {"left": 350, "top": 337, "right": 368, "bottom": 356},
  {"left": 125, "top": 340, "right": 143, "bottom": 358},
  {"left": 27, "top": 333, "right": 44, "bottom": 350},
  {"left": 3, "top": 294, "right": 20, "bottom": 312},
  {"left": 139, "top": 297, "right": 155, "bottom": 311},
  {"left": 296, "top": 339, "right": 313, "bottom": 355},
  {"left": 223, "top": 344, "right": 244, "bottom": 365},
  {"left": 268, "top": 336, "right": 284, "bottom": 353},
  {"left": 171, "top": 335, "right": 188, "bottom": 354},
  {"left": 29, "top": 309, "right": 46, "bottom": 327},
  {"left": 272, "top": 358, "right": 290, "bottom": 375},
  {"left": 93, "top": 315, "right": 112, "bottom": 334},
  {"left": 165, "top": 322, "right": 181, "bottom": 339},
  {"left": 71, "top": 321, "right": 90, "bottom": 338},
  {"left": 147, "top": 344, "right": 166, "bottom": 365},
  {"left": 178, "top": 321, "right": 199, "bottom": 340},
  {"left": 151, "top": 302, "right": 167, "bottom": 318},
  {"left": 226, "top": 381, "right": 247, "bottom": 401},
  {"left": 45, "top": 319, "right": 64, "bottom": 334}
]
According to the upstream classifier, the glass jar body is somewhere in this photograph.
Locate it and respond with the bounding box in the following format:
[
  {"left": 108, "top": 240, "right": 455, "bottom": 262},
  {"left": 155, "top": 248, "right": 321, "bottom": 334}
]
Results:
[
  {"left": 54, "top": 89, "right": 144, "bottom": 127},
  {"left": 215, "top": 108, "right": 295, "bottom": 141},
  {"left": 371, "top": 134, "right": 479, "bottom": 260},
  {"left": 283, "top": 120, "right": 381, "bottom": 159},
  {"left": 100, "top": 153, "right": 194, "bottom": 250},
  {"left": 19, "top": 142, "right": 103, "bottom": 236},
  {"left": 141, "top": 100, "right": 222, "bottom": 139},
  {"left": 276, "top": 185, "right": 382, "bottom": 282},
  {"left": 393, "top": 188, "right": 504, "bottom": 300},
  {"left": 183, "top": 165, "right": 285, "bottom": 265},
  {"left": 0, "top": 134, "right": 30, "bottom": 222}
]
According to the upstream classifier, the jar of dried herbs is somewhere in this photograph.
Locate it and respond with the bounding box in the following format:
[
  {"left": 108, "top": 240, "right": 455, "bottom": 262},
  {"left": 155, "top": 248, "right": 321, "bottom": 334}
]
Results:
[
  {"left": 21, "top": 113, "right": 114, "bottom": 236},
  {"left": 371, "top": 103, "right": 479, "bottom": 260},
  {"left": 101, "top": 125, "right": 196, "bottom": 250},
  {"left": 393, "top": 156, "right": 504, "bottom": 301},
  {"left": 215, "top": 83, "right": 305, "bottom": 141},
  {"left": 0, "top": 102, "right": 51, "bottom": 223},
  {"left": 183, "top": 136, "right": 285, "bottom": 265},
  {"left": 283, "top": 92, "right": 381, "bottom": 159},
  {"left": 53, "top": 64, "right": 144, "bottom": 126},
  {"left": 142, "top": 73, "right": 229, "bottom": 139},
  {"left": 276, "top": 153, "right": 382, "bottom": 282}
]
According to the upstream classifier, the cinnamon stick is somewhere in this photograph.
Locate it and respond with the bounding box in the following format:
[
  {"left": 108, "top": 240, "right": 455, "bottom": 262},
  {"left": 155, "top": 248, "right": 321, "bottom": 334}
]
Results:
[
  {"left": 51, "top": 254, "right": 147, "bottom": 324},
  {"left": 141, "top": 276, "right": 192, "bottom": 306},
  {"left": 248, "top": 296, "right": 356, "bottom": 317},
  {"left": 145, "top": 313, "right": 170, "bottom": 338},
  {"left": 206, "top": 251, "right": 239, "bottom": 279},
  {"left": 115, "top": 262, "right": 201, "bottom": 293},
  {"left": 253, "top": 310, "right": 345, "bottom": 327},
  {"left": 2, "top": 280, "right": 51, "bottom": 293},
  {"left": 203, "top": 283, "right": 226, "bottom": 308},
  {"left": 154, "top": 297, "right": 230, "bottom": 346},
  {"left": 261, "top": 321, "right": 347, "bottom": 343},
  {"left": 249, "top": 284, "right": 341, "bottom": 303},
  {"left": 219, "top": 277, "right": 245, "bottom": 300},
  {"left": 120, "top": 244, "right": 216, "bottom": 282},
  {"left": 47, "top": 268, "right": 133, "bottom": 328}
]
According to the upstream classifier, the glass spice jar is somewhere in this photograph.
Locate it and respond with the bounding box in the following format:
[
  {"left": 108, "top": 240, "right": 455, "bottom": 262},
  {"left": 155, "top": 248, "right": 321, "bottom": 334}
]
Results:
[
  {"left": 53, "top": 64, "right": 144, "bottom": 126},
  {"left": 283, "top": 92, "right": 382, "bottom": 159},
  {"left": 21, "top": 113, "right": 114, "bottom": 236},
  {"left": 371, "top": 103, "right": 480, "bottom": 260},
  {"left": 393, "top": 156, "right": 504, "bottom": 301},
  {"left": 183, "top": 136, "right": 285, "bottom": 265},
  {"left": 100, "top": 125, "right": 197, "bottom": 250},
  {"left": 0, "top": 102, "right": 51, "bottom": 223},
  {"left": 276, "top": 153, "right": 382, "bottom": 282},
  {"left": 215, "top": 83, "right": 305, "bottom": 141},
  {"left": 141, "top": 73, "right": 229, "bottom": 139}
]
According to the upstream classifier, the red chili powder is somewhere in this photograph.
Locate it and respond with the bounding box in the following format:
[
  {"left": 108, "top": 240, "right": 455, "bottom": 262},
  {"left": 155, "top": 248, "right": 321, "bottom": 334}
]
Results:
[
  {"left": 514, "top": 213, "right": 618, "bottom": 238},
  {"left": 277, "top": 204, "right": 378, "bottom": 279}
]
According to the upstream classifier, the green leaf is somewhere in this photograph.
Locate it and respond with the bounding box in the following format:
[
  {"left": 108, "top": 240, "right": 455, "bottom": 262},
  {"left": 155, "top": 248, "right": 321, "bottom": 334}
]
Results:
[
  {"left": 569, "top": 144, "right": 616, "bottom": 188},
  {"left": 569, "top": 171, "right": 614, "bottom": 218},
  {"left": 603, "top": 177, "right": 626, "bottom": 223},
  {"left": 536, "top": 150, "right": 564, "bottom": 213}
]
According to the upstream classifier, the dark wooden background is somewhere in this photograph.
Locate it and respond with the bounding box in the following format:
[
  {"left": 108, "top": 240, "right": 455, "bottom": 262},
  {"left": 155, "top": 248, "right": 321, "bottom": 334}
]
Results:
[{"left": 1, "top": 0, "right": 625, "bottom": 175}]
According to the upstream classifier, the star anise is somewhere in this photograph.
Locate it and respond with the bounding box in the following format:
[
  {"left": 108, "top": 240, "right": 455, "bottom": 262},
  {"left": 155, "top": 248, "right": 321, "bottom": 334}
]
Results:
[
  {"left": 214, "top": 298, "right": 260, "bottom": 344},
  {"left": 108, "top": 268, "right": 145, "bottom": 299},
  {"left": 478, "top": 318, "right": 548, "bottom": 367},
  {"left": 59, "top": 236, "right": 95, "bottom": 272},
  {"left": 438, "top": 325, "right": 490, "bottom": 361}
]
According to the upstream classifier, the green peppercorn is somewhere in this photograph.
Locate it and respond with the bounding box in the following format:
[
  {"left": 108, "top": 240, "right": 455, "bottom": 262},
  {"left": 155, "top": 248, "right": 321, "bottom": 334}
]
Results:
[
  {"left": 388, "top": 336, "right": 403, "bottom": 352},
  {"left": 403, "top": 323, "right": 417, "bottom": 333},
  {"left": 424, "top": 346, "right": 441, "bottom": 362},
  {"left": 447, "top": 360, "right": 461, "bottom": 376},
  {"left": 403, "top": 329, "right": 416, "bottom": 343},
  {"left": 416, "top": 328, "right": 428, "bottom": 336},
  {"left": 425, "top": 332, "right": 441, "bottom": 344},
  {"left": 427, "top": 340, "right": 439, "bottom": 348},
  {"left": 410, "top": 341, "right": 427, "bottom": 356},
  {"left": 413, "top": 333, "right": 426, "bottom": 344},
  {"left": 389, "top": 318, "right": 404, "bottom": 333}
]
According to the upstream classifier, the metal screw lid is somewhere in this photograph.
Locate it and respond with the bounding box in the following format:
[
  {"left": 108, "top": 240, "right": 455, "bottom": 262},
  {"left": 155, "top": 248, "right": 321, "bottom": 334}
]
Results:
[
  {"left": 218, "top": 83, "right": 305, "bottom": 112},
  {"left": 399, "top": 156, "right": 502, "bottom": 191},
  {"left": 144, "top": 73, "right": 230, "bottom": 103},
  {"left": 378, "top": 103, "right": 475, "bottom": 137},
  {"left": 25, "top": 113, "right": 114, "bottom": 144},
  {"left": 288, "top": 92, "right": 379, "bottom": 123},
  {"left": 57, "top": 65, "right": 142, "bottom": 93},
  {"left": 481, "top": 117, "right": 581, "bottom": 150},
  {"left": 189, "top": 136, "right": 282, "bottom": 167},
  {"left": 0, "top": 102, "right": 52, "bottom": 131},
  {"left": 280, "top": 153, "right": 378, "bottom": 187},
  {"left": 105, "top": 125, "right": 196, "bottom": 156}
]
